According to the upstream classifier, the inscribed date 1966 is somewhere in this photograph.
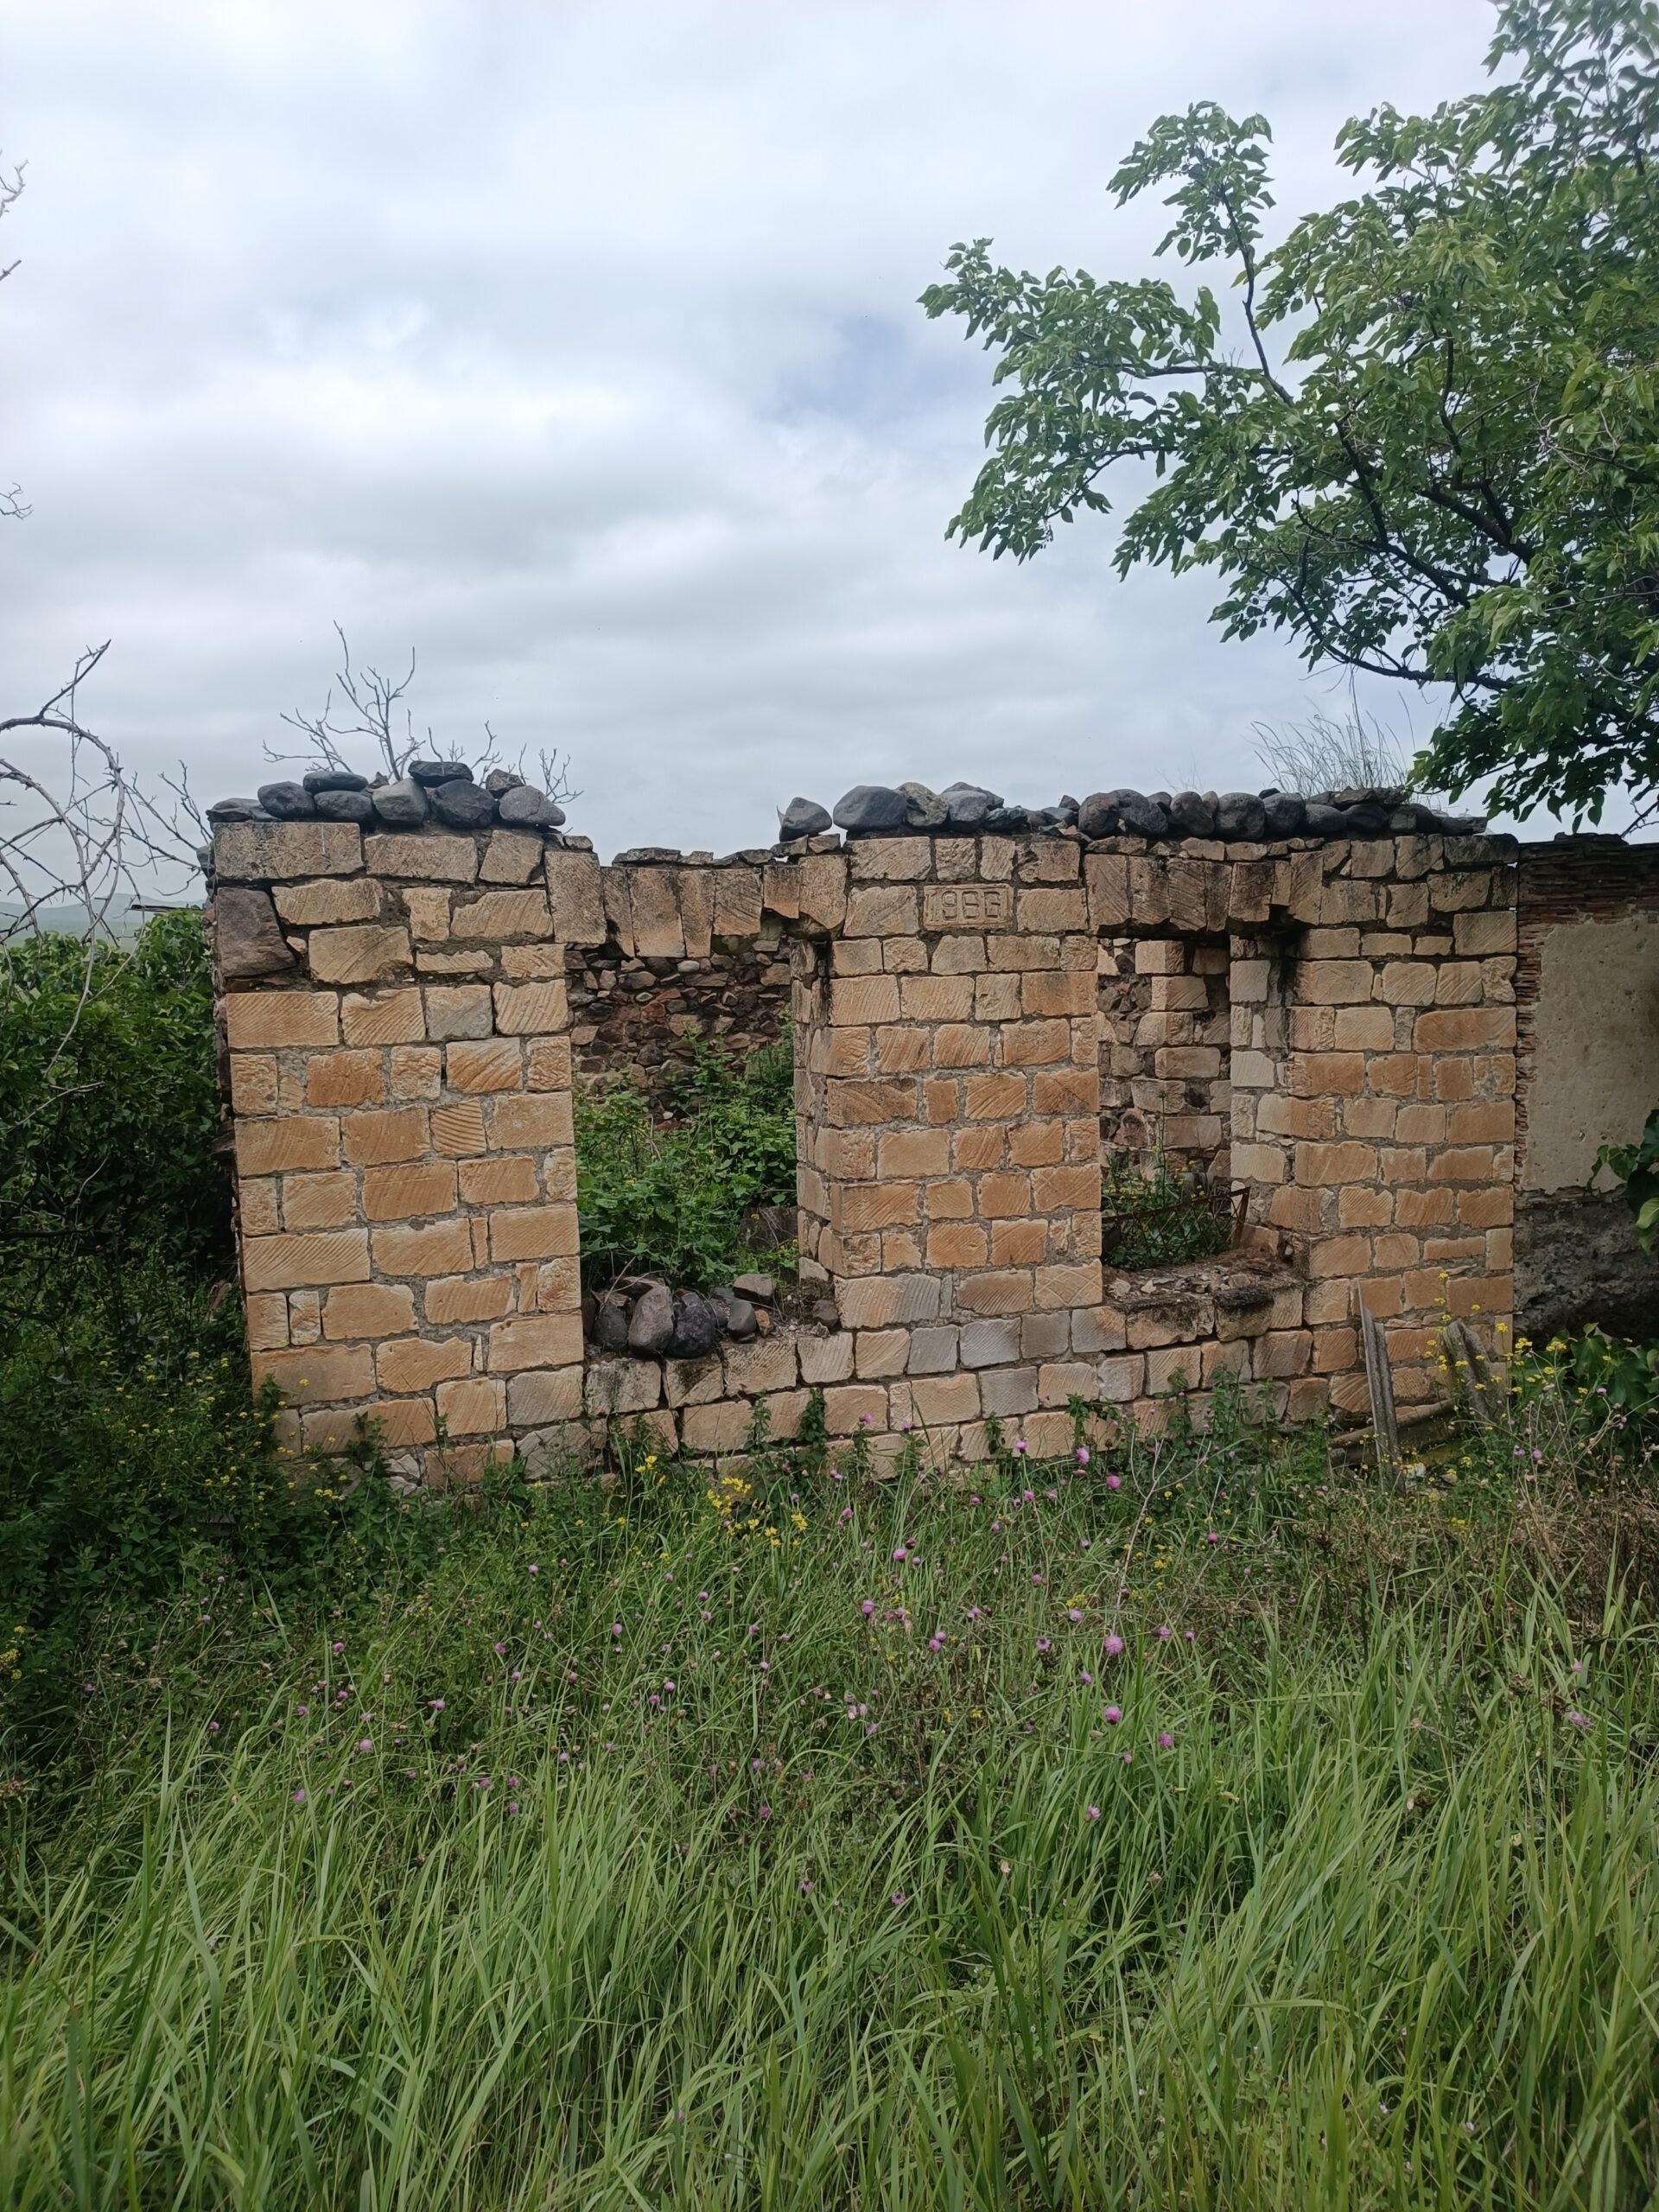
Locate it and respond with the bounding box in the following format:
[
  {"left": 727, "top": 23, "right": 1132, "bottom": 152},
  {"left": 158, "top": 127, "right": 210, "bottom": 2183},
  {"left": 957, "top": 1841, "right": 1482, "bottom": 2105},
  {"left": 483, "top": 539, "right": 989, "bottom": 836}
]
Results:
[{"left": 921, "top": 882, "right": 1009, "bottom": 930}]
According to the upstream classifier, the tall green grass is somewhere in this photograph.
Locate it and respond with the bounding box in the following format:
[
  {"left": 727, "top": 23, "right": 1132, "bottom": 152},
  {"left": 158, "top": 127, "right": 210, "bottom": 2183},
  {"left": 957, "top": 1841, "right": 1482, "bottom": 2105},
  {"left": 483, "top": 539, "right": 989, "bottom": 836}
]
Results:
[{"left": 2, "top": 1412, "right": 1656, "bottom": 2208}]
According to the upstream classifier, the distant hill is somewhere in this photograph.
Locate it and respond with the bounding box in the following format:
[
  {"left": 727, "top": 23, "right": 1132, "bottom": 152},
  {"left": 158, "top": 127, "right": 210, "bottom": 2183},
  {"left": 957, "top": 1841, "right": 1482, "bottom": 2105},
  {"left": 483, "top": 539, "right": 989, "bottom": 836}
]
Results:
[{"left": 0, "top": 897, "right": 202, "bottom": 945}]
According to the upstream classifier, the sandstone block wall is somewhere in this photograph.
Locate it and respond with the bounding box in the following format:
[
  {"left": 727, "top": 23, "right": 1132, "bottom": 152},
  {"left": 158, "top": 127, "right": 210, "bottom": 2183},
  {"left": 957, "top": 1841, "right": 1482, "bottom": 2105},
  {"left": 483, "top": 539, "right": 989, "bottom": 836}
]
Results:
[
  {"left": 211, "top": 810, "right": 1552, "bottom": 1478},
  {"left": 1098, "top": 935, "right": 1231, "bottom": 1178}
]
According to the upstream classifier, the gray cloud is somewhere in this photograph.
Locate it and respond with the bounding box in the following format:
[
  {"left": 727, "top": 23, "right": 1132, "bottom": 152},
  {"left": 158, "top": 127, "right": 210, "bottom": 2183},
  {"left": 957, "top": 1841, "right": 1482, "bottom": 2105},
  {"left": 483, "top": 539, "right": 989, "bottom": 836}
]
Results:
[{"left": 2, "top": 0, "right": 1502, "bottom": 862}]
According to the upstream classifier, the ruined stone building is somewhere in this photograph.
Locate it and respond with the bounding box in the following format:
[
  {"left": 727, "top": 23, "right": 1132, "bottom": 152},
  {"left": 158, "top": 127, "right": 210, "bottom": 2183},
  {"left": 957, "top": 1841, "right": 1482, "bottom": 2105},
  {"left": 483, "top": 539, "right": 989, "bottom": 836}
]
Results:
[{"left": 205, "top": 789, "right": 1659, "bottom": 1479}]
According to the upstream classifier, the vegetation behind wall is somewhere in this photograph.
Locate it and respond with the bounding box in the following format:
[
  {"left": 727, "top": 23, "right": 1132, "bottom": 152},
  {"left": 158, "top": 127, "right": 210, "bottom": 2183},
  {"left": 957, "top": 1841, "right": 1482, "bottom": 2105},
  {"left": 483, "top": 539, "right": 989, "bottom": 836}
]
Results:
[
  {"left": 0, "top": 918, "right": 296, "bottom": 1705},
  {"left": 574, "top": 1033, "right": 798, "bottom": 1291}
]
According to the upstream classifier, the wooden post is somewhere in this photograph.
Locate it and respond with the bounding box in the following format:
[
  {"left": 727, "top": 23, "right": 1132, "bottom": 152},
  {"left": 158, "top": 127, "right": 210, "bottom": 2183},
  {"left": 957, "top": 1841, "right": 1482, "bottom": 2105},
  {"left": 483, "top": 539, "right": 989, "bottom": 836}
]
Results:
[{"left": 1355, "top": 1289, "right": 1400, "bottom": 1480}]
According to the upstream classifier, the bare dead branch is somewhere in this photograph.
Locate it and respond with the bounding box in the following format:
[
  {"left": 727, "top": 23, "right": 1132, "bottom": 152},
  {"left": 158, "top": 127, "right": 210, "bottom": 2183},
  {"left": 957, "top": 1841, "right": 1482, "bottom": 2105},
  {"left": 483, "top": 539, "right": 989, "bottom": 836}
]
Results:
[
  {"left": 273, "top": 622, "right": 423, "bottom": 777},
  {"left": 535, "top": 747, "right": 581, "bottom": 808},
  {"left": 270, "top": 626, "right": 581, "bottom": 805},
  {"left": 0, "top": 643, "right": 201, "bottom": 976},
  {"left": 1, "top": 153, "right": 29, "bottom": 520}
]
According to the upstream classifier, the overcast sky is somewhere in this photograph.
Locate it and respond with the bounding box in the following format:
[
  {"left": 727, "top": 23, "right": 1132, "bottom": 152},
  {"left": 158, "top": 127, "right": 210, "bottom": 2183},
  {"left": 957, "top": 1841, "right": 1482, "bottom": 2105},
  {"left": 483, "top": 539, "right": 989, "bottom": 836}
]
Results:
[{"left": 3, "top": 0, "right": 1516, "bottom": 863}]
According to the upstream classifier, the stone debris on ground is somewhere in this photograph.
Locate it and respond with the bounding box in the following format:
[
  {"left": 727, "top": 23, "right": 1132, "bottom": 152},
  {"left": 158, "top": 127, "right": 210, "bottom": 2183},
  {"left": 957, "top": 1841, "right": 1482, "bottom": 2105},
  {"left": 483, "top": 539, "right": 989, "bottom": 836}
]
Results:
[{"left": 587, "top": 1267, "right": 822, "bottom": 1361}]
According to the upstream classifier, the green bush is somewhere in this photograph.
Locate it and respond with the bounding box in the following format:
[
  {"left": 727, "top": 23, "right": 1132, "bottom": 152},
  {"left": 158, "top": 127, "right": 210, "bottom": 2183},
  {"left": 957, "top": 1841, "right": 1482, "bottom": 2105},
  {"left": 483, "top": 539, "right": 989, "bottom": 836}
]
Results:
[
  {"left": 575, "top": 1032, "right": 797, "bottom": 1288},
  {"left": 1510, "top": 1320, "right": 1659, "bottom": 1440},
  {"left": 1593, "top": 1103, "right": 1659, "bottom": 1255},
  {"left": 0, "top": 915, "right": 379, "bottom": 1714},
  {"left": 0, "top": 1252, "right": 455, "bottom": 1763},
  {"left": 1100, "top": 1149, "right": 1235, "bottom": 1269},
  {"left": 0, "top": 912, "right": 230, "bottom": 1275},
  {"left": 0, "top": 1259, "right": 280, "bottom": 1624}
]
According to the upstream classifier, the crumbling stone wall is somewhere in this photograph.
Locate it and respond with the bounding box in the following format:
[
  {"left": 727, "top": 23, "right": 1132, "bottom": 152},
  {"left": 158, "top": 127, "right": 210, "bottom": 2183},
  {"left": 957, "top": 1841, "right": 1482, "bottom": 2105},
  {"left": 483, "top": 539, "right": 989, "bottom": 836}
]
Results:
[
  {"left": 1098, "top": 937, "right": 1231, "bottom": 1179},
  {"left": 563, "top": 936, "right": 791, "bottom": 1107},
  {"left": 210, "top": 807, "right": 1536, "bottom": 1478}
]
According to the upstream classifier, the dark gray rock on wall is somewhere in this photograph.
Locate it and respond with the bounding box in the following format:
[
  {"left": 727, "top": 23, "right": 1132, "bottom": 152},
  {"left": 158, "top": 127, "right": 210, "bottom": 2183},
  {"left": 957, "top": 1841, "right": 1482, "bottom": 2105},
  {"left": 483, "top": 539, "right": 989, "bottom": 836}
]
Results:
[
  {"left": 1167, "top": 791, "right": 1217, "bottom": 837},
  {"left": 213, "top": 886, "right": 295, "bottom": 978},
  {"left": 833, "top": 785, "right": 910, "bottom": 834},
  {"left": 372, "top": 778, "right": 429, "bottom": 827},
  {"left": 257, "top": 781, "right": 317, "bottom": 820},
  {"left": 667, "top": 1291, "right": 723, "bottom": 1359},
  {"left": 1216, "top": 791, "right": 1267, "bottom": 840},
  {"left": 431, "top": 780, "right": 497, "bottom": 830},
  {"left": 779, "top": 797, "right": 832, "bottom": 841},
  {"left": 941, "top": 783, "right": 1001, "bottom": 827},
  {"left": 314, "top": 789, "right": 376, "bottom": 823}
]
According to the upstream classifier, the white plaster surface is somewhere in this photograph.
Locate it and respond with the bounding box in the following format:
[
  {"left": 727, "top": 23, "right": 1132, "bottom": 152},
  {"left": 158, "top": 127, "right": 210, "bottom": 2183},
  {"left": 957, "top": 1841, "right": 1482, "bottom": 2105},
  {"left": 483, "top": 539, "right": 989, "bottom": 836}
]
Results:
[{"left": 1525, "top": 912, "right": 1659, "bottom": 1190}]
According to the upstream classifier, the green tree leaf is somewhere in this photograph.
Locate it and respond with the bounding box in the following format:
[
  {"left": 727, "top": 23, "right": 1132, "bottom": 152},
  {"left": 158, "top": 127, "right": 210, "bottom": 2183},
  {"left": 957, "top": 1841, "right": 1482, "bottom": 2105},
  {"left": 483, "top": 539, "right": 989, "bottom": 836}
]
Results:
[{"left": 923, "top": 0, "right": 1659, "bottom": 824}]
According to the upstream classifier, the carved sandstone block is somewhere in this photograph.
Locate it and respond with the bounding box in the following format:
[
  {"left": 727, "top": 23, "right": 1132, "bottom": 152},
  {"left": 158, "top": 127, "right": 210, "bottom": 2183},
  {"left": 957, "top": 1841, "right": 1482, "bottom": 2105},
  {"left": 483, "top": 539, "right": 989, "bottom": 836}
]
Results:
[
  {"left": 215, "top": 820, "right": 362, "bottom": 881},
  {"left": 362, "top": 833, "right": 478, "bottom": 882},
  {"left": 273, "top": 877, "right": 384, "bottom": 926},
  {"left": 308, "top": 925, "right": 413, "bottom": 985},
  {"left": 225, "top": 991, "right": 340, "bottom": 1049},
  {"left": 478, "top": 830, "right": 543, "bottom": 885}
]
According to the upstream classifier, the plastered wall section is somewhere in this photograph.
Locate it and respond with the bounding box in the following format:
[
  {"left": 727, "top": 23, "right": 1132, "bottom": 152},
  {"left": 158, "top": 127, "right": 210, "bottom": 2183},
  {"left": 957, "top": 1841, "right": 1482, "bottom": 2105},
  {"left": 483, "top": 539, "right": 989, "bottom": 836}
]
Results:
[
  {"left": 1515, "top": 842, "right": 1659, "bottom": 1192},
  {"left": 213, "top": 817, "right": 1520, "bottom": 1475},
  {"left": 1513, "top": 839, "right": 1659, "bottom": 1344}
]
